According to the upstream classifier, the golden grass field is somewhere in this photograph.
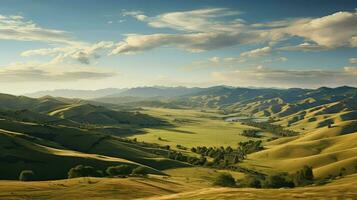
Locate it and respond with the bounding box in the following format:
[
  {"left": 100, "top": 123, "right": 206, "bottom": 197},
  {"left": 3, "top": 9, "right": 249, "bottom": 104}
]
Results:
[
  {"left": 0, "top": 172, "right": 355, "bottom": 200},
  {"left": 241, "top": 120, "right": 357, "bottom": 178}
]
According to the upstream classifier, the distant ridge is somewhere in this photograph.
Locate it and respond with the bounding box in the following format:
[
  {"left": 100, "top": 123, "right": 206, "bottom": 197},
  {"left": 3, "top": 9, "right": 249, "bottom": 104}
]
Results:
[{"left": 24, "top": 88, "right": 127, "bottom": 99}]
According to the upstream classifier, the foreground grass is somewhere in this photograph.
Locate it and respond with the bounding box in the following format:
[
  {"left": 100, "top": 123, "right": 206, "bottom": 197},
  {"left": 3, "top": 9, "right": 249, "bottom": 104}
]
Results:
[
  {"left": 0, "top": 176, "right": 201, "bottom": 200},
  {"left": 0, "top": 173, "right": 355, "bottom": 200}
]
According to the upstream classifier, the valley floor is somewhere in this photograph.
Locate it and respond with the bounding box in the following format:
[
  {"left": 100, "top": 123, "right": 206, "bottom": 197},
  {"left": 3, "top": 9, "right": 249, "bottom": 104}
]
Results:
[{"left": 0, "top": 174, "right": 356, "bottom": 200}]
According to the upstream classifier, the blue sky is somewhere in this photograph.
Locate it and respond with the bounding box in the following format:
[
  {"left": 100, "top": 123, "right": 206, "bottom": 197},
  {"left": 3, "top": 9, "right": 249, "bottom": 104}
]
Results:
[{"left": 0, "top": 0, "right": 356, "bottom": 94}]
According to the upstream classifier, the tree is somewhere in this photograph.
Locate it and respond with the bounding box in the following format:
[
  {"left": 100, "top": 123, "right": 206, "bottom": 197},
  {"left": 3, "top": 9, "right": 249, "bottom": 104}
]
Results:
[
  {"left": 240, "top": 175, "right": 261, "bottom": 188},
  {"left": 68, "top": 165, "right": 101, "bottom": 178},
  {"left": 19, "top": 170, "right": 35, "bottom": 181},
  {"left": 106, "top": 165, "right": 132, "bottom": 176},
  {"left": 293, "top": 165, "right": 314, "bottom": 186},
  {"left": 213, "top": 173, "right": 236, "bottom": 187},
  {"left": 263, "top": 173, "right": 294, "bottom": 188},
  {"left": 132, "top": 166, "right": 148, "bottom": 176}
]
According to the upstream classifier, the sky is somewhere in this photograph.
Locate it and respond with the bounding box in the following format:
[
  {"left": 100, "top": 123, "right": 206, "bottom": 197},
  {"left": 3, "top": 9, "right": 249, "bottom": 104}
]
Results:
[{"left": 0, "top": 0, "right": 356, "bottom": 94}]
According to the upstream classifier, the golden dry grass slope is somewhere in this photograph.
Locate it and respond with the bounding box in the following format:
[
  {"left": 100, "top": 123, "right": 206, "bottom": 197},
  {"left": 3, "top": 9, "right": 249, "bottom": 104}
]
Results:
[
  {"left": 0, "top": 173, "right": 355, "bottom": 200},
  {"left": 243, "top": 119, "right": 357, "bottom": 178}
]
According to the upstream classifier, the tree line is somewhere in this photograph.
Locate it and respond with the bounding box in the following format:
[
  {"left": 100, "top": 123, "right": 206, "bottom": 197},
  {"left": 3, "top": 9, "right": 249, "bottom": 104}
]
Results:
[
  {"left": 214, "top": 165, "right": 315, "bottom": 188},
  {"left": 241, "top": 121, "right": 298, "bottom": 137},
  {"left": 17, "top": 164, "right": 149, "bottom": 181}
]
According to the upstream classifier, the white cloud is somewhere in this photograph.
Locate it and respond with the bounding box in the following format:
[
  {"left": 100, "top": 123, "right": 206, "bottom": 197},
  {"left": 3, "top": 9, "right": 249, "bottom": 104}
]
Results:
[
  {"left": 132, "top": 8, "right": 243, "bottom": 32},
  {"left": 115, "top": 9, "right": 357, "bottom": 55},
  {"left": 344, "top": 66, "right": 357, "bottom": 74},
  {"left": 209, "top": 56, "right": 221, "bottom": 63},
  {"left": 0, "top": 14, "right": 78, "bottom": 45},
  {"left": 281, "top": 11, "right": 357, "bottom": 48},
  {"left": 0, "top": 14, "right": 115, "bottom": 65},
  {"left": 113, "top": 8, "right": 275, "bottom": 55},
  {"left": 211, "top": 67, "right": 357, "bottom": 88},
  {"left": 0, "top": 61, "right": 118, "bottom": 82},
  {"left": 21, "top": 41, "right": 114, "bottom": 64},
  {"left": 278, "top": 42, "right": 329, "bottom": 51},
  {"left": 277, "top": 57, "right": 288, "bottom": 62},
  {"left": 240, "top": 46, "right": 272, "bottom": 57},
  {"left": 349, "top": 57, "right": 357, "bottom": 64},
  {"left": 111, "top": 32, "right": 266, "bottom": 55}
]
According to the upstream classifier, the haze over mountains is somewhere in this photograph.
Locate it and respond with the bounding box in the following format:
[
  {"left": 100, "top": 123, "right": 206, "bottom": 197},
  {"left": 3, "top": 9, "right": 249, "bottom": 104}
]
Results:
[{"left": 25, "top": 88, "right": 127, "bottom": 99}]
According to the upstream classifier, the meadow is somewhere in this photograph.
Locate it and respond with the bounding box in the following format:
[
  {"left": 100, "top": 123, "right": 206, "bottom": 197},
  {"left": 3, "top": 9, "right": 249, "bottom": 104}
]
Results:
[{"left": 129, "top": 108, "right": 269, "bottom": 148}]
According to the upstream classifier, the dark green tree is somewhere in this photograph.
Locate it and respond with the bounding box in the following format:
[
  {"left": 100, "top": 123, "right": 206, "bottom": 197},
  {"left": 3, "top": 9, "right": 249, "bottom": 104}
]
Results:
[
  {"left": 106, "top": 165, "right": 132, "bottom": 176},
  {"left": 132, "top": 166, "right": 148, "bottom": 176},
  {"left": 68, "top": 165, "right": 100, "bottom": 178},
  {"left": 19, "top": 170, "right": 35, "bottom": 181},
  {"left": 293, "top": 165, "right": 314, "bottom": 186},
  {"left": 213, "top": 173, "right": 236, "bottom": 187},
  {"left": 263, "top": 173, "right": 294, "bottom": 188}
]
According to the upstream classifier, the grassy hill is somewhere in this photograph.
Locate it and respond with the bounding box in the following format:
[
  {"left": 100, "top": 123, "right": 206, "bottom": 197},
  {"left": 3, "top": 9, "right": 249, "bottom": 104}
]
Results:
[
  {"left": 0, "top": 172, "right": 355, "bottom": 200},
  {"left": 0, "top": 128, "right": 143, "bottom": 180},
  {"left": 242, "top": 120, "right": 357, "bottom": 178},
  {"left": 144, "top": 174, "right": 357, "bottom": 200},
  {"left": 48, "top": 103, "right": 166, "bottom": 126},
  {"left": 0, "top": 118, "right": 189, "bottom": 180}
]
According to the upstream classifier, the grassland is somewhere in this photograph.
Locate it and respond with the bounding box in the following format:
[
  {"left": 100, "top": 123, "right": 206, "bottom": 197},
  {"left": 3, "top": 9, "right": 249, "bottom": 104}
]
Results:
[
  {"left": 143, "top": 174, "right": 357, "bottom": 200},
  {"left": 240, "top": 120, "right": 357, "bottom": 178},
  {"left": 0, "top": 89, "right": 356, "bottom": 199},
  {"left": 129, "top": 108, "right": 268, "bottom": 148},
  {"left": 0, "top": 172, "right": 355, "bottom": 200}
]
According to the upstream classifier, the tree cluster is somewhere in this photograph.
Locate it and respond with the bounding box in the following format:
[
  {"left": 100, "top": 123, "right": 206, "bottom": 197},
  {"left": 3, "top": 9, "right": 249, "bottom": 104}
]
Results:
[
  {"left": 241, "top": 129, "right": 262, "bottom": 138},
  {"left": 241, "top": 121, "right": 298, "bottom": 137},
  {"left": 237, "top": 165, "right": 314, "bottom": 188},
  {"left": 67, "top": 164, "right": 149, "bottom": 179}
]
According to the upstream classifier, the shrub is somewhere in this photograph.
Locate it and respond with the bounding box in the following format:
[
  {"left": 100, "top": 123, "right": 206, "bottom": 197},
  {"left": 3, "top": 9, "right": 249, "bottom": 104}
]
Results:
[
  {"left": 132, "top": 166, "right": 148, "bottom": 176},
  {"left": 239, "top": 175, "right": 261, "bottom": 188},
  {"left": 106, "top": 165, "right": 132, "bottom": 176},
  {"left": 68, "top": 165, "right": 101, "bottom": 178},
  {"left": 19, "top": 170, "right": 35, "bottom": 181},
  {"left": 213, "top": 173, "right": 236, "bottom": 187},
  {"left": 293, "top": 165, "right": 314, "bottom": 186},
  {"left": 263, "top": 173, "right": 294, "bottom": 188}
]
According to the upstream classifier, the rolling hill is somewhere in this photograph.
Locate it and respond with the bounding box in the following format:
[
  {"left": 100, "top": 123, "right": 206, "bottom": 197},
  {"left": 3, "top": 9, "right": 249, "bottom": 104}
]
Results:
[
  {"left": 0, "top": 94, "right": 189, "bottom": 180},
  {"left": 0, "top": 86, "right": 356, "bottom": 198},
  {"left": 0, "top": 172, "right": 355, "bottom": 200}
]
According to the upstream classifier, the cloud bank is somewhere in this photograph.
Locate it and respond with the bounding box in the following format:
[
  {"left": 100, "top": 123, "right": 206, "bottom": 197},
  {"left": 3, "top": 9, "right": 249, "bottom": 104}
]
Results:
[
  {"left": 0, "top": 62, "right": 117, "bottom": 82},
  {"left": 211, "top": 66, "right": 357, "bottom": 88},
  {"left": 113, "top": 9, "right": 357, "bottom": 55}
]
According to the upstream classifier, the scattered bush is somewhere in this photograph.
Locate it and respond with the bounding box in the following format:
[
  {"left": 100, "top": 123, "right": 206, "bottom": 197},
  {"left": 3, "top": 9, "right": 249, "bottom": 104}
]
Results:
[
  {"left": 242, "top": 121, "right": 298, "bottom": 137},
  {"left": 242, "top": 129, "right": 262, "bottom": 138},
  {"left": 213, "top": 173, "right": 236, "bottom": 187},
  {"left": 132, "top": 166, "right": 148, "bottom": 176},
  {"left": 19, "top": 170, "right": 35, "bottom": 181},
  {"left": 106, "top": 165, "right": 132, "bottom": 176},
  {"left": 263, "top": 173, "right": 294, "bottom": 188},
  {"left": 68, "top": 165, "right": 101, "bottom": 178},
  {"left": 293, "top": 165, "right": 314, "bottom": 186},
  {"left": 239, "top": 175, "right": 262, "bottom": 188}
]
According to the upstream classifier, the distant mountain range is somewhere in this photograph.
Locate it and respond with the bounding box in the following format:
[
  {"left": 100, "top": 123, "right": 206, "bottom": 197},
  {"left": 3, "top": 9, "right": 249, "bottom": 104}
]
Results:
[
  {"left": 24, "top": 86, "right": 357, "bottom": 118},
  {"left": 24, "top": 86, "right": 206, "bottom": 99},
  {"left": 24, "top": 88, "right": 127, "bottom": 99}
]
